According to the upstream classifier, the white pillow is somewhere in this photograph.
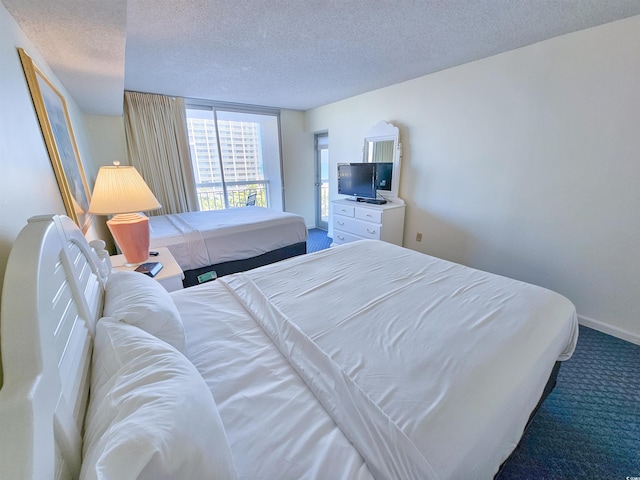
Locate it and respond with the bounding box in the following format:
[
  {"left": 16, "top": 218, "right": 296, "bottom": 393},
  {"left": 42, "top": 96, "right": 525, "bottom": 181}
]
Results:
[
  {"left": 81, "top": 319, "right": 237, "bottom": 480},
  {"left": 104, "top": 270, "right": 186, "bottom": 354}
]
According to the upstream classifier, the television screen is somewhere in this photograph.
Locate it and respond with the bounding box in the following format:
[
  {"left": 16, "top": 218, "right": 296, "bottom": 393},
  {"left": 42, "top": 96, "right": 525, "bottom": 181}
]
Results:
[
  {"left": 375, "top": 162, "right": 393, "bottom": 191},
  {"left": 337, "top": 163, "right": 376, "bottom": 199}
]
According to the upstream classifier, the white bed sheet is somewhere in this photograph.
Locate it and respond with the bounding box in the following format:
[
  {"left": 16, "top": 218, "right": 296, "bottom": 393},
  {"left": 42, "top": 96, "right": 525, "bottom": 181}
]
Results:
[
  {"left": 149, "top": 207, "right": 308, "bottom": 271},
  {"left": 172, "top": 240, "right": 577, "bottom": 479},
  {"left": 215, "top": 240, "right": 578, "bottom": 479},
  {"left": 172, "top": 282, "right": 374, "bottom": 480}
]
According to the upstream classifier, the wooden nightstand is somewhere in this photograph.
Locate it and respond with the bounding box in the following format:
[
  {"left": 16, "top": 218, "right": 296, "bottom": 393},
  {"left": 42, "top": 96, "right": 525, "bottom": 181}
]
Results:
[{"left": 111, "top": 246, "right": 184, "bottom": 292}]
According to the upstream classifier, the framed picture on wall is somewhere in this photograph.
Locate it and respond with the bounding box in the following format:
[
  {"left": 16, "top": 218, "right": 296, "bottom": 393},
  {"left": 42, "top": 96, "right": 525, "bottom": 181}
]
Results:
[{"left": 18, "top": 47, "right": 92, "bottom": 233}]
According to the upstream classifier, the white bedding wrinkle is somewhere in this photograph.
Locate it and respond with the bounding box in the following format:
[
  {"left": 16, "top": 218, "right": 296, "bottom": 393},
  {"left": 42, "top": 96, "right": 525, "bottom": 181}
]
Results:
[
  {"left": 218, "top": 240, "right": 578, "bottom": 479},
  {"left": 147, "top": 213, "right": 211, "bottom": 270},
  {"left": 221, "top": 273, "right": 438, "bottom": 480},
  {"left": 171, "top": 281, "right": 375, "bottom": 480}
]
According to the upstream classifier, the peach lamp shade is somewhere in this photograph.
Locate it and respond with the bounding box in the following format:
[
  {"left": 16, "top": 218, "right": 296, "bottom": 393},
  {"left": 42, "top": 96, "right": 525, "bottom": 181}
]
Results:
[{"left": 89, "top": 162, "right": 161, "bottom": 265}]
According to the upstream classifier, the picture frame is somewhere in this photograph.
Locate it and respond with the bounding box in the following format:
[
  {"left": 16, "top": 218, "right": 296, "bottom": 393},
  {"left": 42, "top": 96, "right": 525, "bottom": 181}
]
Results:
[{"left": 18, "top": 47, "right": 92, "bottom": 233}]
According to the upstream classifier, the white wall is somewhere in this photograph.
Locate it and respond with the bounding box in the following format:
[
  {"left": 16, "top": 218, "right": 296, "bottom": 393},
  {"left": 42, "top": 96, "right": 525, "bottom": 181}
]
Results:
[
  {"left": 83, "top": 114, "right": 128, "bottom": 251},
  {"left": 0, "top": 3, "right": 102, "bottom": 307},
  {"left": 85, "top": 115, "right": 127, "bottom": 172},
  {"left": 280, "top": 109, "right": 315, "bottom": 226},
  {"left": 307, "top": 16, "right": 640, "bottom": 344}
]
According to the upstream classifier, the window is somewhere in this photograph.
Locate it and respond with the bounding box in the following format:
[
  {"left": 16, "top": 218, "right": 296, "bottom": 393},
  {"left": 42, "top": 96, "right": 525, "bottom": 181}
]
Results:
[{"left": 185, "top": 103, "right": 283, "bottom": 211}]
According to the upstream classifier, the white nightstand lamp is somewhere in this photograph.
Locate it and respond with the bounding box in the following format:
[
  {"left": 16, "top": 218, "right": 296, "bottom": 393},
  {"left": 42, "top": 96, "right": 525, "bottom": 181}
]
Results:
[{"left": 89, "top": 162, "right": 161, "bottom": 266}]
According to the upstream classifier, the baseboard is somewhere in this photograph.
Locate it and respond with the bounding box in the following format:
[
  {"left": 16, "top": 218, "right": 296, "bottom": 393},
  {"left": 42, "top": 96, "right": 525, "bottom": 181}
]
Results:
[{"left": 578, "top": 314, "right": 640, "bottom": 346}]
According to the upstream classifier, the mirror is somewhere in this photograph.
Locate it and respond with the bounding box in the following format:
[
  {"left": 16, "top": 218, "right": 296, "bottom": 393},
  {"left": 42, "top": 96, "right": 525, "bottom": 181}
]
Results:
[
  {"left": 365, "top": 140, "right": 395, "bottom": 163},
  {"left": 363, "top": 121, "right": 402, "bottom": 200}
]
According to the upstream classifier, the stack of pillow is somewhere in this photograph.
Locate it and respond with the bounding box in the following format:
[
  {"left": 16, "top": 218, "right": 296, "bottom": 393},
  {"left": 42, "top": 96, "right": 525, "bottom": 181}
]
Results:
[{"left": 80, "top": 270, "right": 237, "bottom": 480}]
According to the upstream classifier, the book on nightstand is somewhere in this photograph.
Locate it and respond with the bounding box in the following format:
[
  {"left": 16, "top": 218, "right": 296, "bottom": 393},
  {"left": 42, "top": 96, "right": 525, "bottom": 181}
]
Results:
[{"left": 134, "top": 262, "right": 163, "bottom": 277}]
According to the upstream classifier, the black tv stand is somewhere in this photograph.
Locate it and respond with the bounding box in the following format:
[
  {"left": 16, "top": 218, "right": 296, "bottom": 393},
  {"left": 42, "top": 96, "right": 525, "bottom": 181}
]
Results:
[
  {"left": 348, "top": 197, "right": 387, "bottom": 205},
  {"left": 363, "top": 198, "right": 387, "bottom": 205}
]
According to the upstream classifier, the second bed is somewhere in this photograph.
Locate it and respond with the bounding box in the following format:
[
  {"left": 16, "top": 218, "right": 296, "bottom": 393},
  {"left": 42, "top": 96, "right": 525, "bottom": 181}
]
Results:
[{"left": 148, "top": 207, "right": 308, "bottom": 286}]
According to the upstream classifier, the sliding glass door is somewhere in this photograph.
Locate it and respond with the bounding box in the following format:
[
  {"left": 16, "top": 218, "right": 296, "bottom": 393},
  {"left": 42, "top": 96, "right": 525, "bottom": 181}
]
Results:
[
  {"left": 315, "top": 133, "right": 329, "bottom": 230},
  {"left": 185, "top": 104, "right": 283, "bottom": 211}
]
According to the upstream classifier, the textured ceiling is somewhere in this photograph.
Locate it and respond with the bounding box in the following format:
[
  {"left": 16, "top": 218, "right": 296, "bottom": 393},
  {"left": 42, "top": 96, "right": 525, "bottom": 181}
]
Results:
[
  {"left": 4, "top": 0, "right": 640, "bottom": 115},
  {"left": 3, "top": 0, "right": 127, "bottom": 115}
]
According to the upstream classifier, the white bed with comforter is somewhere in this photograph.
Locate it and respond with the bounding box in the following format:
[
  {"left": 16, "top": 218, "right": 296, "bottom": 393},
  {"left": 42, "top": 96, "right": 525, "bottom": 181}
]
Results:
[
  {"left": 148, "top": 207, "right": 308, "bottom": 284},
  {"left": 0, "top": 215, "right": 578, "bottom": 479}
]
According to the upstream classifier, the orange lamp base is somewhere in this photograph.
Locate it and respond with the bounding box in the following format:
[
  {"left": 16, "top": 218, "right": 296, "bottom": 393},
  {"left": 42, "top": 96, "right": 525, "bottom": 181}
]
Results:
[{"left": 107, "top": 213, "right": 150, "bottom": 266}]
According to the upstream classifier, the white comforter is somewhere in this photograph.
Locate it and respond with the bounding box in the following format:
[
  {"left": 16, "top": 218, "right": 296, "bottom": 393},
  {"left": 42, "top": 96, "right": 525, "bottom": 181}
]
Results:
[
  {"left": 149, "top": 207, "right": 308, "bottom": 270},
  {"left": 173, "top": 240, "right": 578, "bottom": 479},
  {"left": 174, "top": 280, "right": 374, "bottom": 480}
]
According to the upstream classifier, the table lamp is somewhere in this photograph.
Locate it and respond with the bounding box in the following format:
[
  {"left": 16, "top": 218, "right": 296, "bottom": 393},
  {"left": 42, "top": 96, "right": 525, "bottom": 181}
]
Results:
[{"left": 89, "top": 162, "right": 161, "bottom": 266}]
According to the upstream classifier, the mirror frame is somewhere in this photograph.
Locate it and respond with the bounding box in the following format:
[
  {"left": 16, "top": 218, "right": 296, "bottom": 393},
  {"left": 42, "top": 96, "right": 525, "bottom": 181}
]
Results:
[{"left": 363, "top": 121, "right": 402, "bottom": 200}]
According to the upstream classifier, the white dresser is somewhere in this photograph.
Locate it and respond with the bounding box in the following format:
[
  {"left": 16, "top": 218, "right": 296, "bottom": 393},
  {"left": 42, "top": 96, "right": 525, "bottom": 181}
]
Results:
[{"left": 331, "top": 199, "right": 405, "bottom": 246}]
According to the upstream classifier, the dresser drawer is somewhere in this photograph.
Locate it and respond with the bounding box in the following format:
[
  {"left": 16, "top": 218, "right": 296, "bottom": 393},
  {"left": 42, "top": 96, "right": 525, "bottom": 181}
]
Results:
[
  {"left": 355, "top": 207, "right": 382, "bottom": 223},
  {"left": 332, "top": 229, "right": 362, "bottom": 245},
  {"left": 334, "top": 204, "right": 355, "bottom": 218},
  {"left": 353, "top": 222, "right": 381, "bottom": 240},
  {"left": 333, "top": 215, "right": 357, "bottom": 232}
]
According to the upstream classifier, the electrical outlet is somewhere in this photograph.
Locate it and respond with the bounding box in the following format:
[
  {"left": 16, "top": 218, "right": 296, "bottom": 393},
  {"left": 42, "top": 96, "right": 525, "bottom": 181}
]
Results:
[{"left": 416, "top": 232, "right": 423, "bottom": 242}]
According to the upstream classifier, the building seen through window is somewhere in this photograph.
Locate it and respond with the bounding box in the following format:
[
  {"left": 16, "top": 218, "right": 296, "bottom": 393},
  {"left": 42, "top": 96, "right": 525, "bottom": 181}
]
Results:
[{"left": 186, "top": 106, "right": 282, "bottom": 210}]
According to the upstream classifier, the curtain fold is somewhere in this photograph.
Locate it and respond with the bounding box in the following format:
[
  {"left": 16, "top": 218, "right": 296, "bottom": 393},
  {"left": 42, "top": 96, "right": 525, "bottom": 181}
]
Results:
[
  {"left": 374, "top": 140, "right": 395, "bottom": 163},
  {"left": 123, "top": 91, "right": 199, "bottom": 215}
]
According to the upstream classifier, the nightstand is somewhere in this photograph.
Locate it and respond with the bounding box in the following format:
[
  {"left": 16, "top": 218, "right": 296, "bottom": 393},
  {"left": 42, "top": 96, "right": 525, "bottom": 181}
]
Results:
[{"left": 111, "top": 246, "right": 184, "bottom": 292}]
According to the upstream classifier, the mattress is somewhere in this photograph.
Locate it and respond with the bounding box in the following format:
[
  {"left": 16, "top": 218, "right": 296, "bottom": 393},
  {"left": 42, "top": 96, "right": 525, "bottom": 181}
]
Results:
[
  {"left": 172, "top": 239, "right": 578, "bottom": 479},
  {"left": 148, "top": 207, "right": 308, "bottom": 271}
]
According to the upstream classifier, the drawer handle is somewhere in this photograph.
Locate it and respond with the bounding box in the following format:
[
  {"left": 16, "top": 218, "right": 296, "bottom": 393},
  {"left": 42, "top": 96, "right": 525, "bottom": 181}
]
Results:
[
  {"left": 337, "top": 220, "right": 345, "bottom": 226},
  {"left": 337, "top": 235, "right": 344, "bottom": 240},
  {"left": 366, "top": 228, "right": 376, "bottom": 234},
  {"left": 365, "top": 213, "right": 372, "bottom": 217},
  {"left": 341, "top": 209, "right": 348, "bottom": 212}
]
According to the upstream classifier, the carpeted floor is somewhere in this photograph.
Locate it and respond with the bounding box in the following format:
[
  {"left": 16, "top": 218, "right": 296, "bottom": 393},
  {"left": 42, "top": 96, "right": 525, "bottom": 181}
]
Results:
[
  {"left": 306, "top": 229, "right": 640, "bottom": 478},
  {"left": 307, "top": 228, "right": 332, "bottom": 253},
  {"left": 498, "top": 324, "right": 640, "bottom": 479}
]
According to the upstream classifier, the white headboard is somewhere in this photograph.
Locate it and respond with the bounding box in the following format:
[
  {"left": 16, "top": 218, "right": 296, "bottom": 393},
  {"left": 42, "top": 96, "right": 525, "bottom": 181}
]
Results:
[{"left": 0, "top": 215, "right": 106, "bottom": 479}]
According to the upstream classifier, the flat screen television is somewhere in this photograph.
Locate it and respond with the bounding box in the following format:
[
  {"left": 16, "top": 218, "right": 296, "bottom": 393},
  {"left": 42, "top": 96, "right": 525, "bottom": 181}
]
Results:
[
  {"left": 338, "top": 163, "right": 376, "bottom": 199},
  {"left": 338, "top": 162, "right": 393, "bottom": 200}
]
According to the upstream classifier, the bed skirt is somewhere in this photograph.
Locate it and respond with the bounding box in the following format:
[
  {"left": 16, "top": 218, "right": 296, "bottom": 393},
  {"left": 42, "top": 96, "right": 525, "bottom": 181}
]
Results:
[
  {"left": 182, "top": 241, "right": 307, "bottom": 287},
  {"left": 495, "top": 360, "right": 562, "bottom": 477}
]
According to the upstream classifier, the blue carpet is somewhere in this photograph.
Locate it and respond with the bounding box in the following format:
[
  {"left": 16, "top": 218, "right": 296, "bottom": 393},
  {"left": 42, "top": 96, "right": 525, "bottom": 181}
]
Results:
[
  {"left": 497, "top": 325, "right": 640, "bottom": 479},
  {"left": 307, "top": 228, "right": 332, "bottom": 253}
]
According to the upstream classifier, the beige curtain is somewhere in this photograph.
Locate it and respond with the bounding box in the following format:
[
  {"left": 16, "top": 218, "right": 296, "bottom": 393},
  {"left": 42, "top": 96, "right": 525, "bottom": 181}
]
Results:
[{"left": 123, "top": 91, "right": 198, "bottom": 215}]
